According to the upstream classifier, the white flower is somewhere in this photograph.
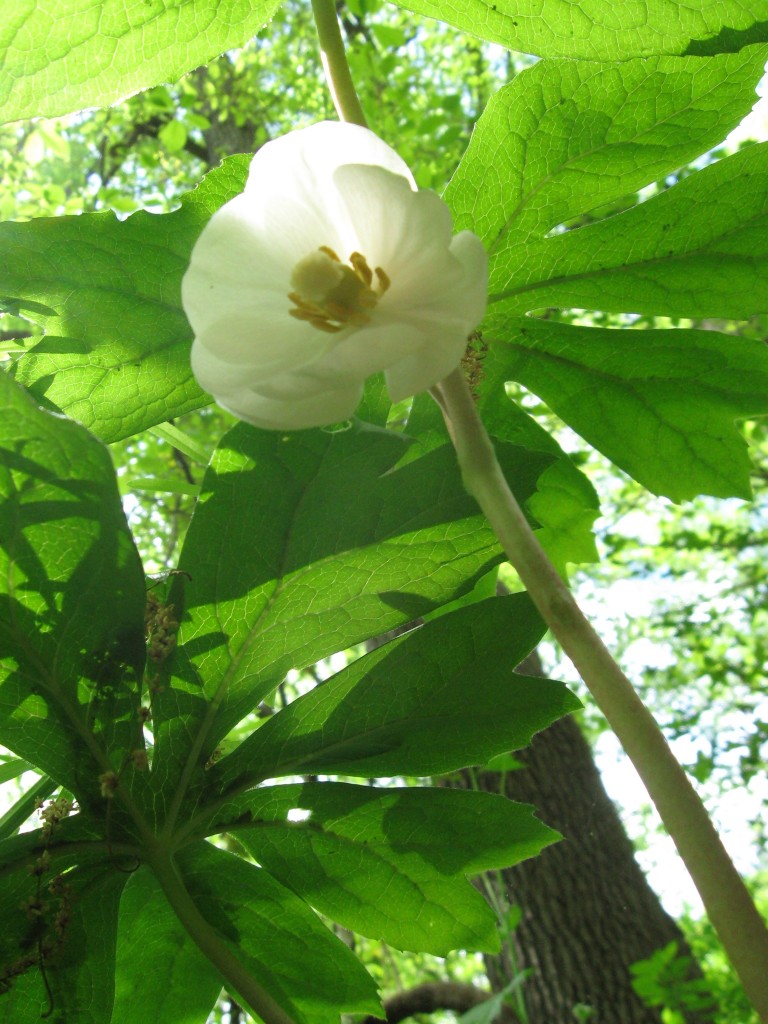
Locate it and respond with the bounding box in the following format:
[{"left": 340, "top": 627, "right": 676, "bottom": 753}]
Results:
[{"left": 182, "top": 121, "right": 487, "bottom": 430}]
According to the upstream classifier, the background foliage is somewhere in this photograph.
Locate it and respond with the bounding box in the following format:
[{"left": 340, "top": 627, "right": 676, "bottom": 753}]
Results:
[{"left": 1, "top": 1, "right": 767, "bottom": 1022}]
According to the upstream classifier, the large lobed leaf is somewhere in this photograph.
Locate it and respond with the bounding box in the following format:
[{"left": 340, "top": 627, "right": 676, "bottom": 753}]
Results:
[
  {"left": 0, "top": 0, "right": 283, "bottom": 124},
  {"left": 172, "top": 594, "right": 573, "bottom": 958},
  {"left": 485, "top": 141, "right": 768, "bottom": 321},
  {"left": 173, "top": 843, "right": 381, "bottom": 1024},
  {"left": 4, "top": 156, "right": 249, "bottom": 443},
  {"left": 481, "top": 318, "right": 768, "bottom": 501},
  {"left": 391, "top": 0, "right": 768, "bottom": 59},
  {"left": 446, "top": 47, "right": 768, "bottom": 500},
  {"left": 0, "top": 373, "right": 146, "bottom": 802},
  {"left": 209, "top": 593, "right": 576, "bottom": 789},
  {"left": 148, "top": 423, "right": 555, "bottom": 797},
  {"left": 218, "top": 782, "right": 559, "bottom": 954},
  {"left": 0, "top": 384, "right": 579, "bottom": 1012},
  {"left": 446, "top": 47, "right": 768, "bottom": 272},
  {"left": 113, "top": 867, "right": 223, "bottom": 1024},
  {"left": 0, "top": 826, "right": 378, "bottom": 1024},
  {"left": 0, "top": 851, "right": 128, "bottom": 1024},
  {"left": 477, "top": 141, "right": 768, "bottom": 499},
  {"left": 404, "top": 388, "right": 600, "bottom": 570}
]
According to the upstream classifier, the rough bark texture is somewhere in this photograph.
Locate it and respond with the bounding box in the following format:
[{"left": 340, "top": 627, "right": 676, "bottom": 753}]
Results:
[{"left": 460, "top": 654, "right": 707, "bottom": 1024}]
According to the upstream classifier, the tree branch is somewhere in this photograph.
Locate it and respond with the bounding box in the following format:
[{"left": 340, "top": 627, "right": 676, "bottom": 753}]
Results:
[{"left": 362, "top": 982, "right": 506, "bottom": 1024}]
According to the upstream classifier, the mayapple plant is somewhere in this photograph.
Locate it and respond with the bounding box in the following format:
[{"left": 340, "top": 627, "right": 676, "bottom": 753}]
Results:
[{"left": 1, "top": 1, "right": 768, "bottom": 1023}]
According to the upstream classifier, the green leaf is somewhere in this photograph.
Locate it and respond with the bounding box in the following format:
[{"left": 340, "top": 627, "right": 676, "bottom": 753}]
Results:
[
  {"left": 0, "top": 373, "right": 146, "bottom": 800},
  {"left": 210, "top": 781, "right": 558, "bottom": 954},
  {"left": 113, "top": 868, "right": 223, "bottom": 1024},
  {"left": 525, "top": 461, "right": 600, "bottom": 569},
  {"left": 0, "top": 757, "right": 33, "bottom": 786},
  {"left": 150, "top": 424, "right": 554, "bottom": 793},
  {"left": 149, "top": 422, "right": 213, "bottom": 465},
  {"left": 0, "top": 0, "right": 283, "bottom": 123},
  {"left": 176, "top": 842, "right": 381, "bottom": 1024},
  {"left": 4, "top": 156, "right": 250, "bottom": 442},
  {"left": 159, "top": 119, "right": 188, "bottom": 153},
  {"left": 389, "top": 0, "right": 768, "bottom": 59},
  {"left": 211, "top": 593, "right": 579, "bottom": 787},
  {"left": 0, "top": 776, "right": 56, "bottom": 841},
  {"left": 458, "top": 978, "right": 528, "bottom": 1024},
  {"left": 486, "top": 141, "right": 768, "bottom": 320},
  {"left": 0, "top": 860, "right": 127, "bottom": 1023},
  {"left": 483, "top": 317, "right": 768, "bottom": 500},
  {"left": 445, "top": 48, "right": 767, "bottom": 292}
]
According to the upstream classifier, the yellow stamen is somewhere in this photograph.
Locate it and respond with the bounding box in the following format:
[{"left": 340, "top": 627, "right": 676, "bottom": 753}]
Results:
[
  {"left": 288, "top": 247, "right": 390, "bottom": 333},
  {"left": 375, "top": 267, "right": 391, "bottom": 294},
  {"left": 350, "top": 251, "right": 373, "bottom": 287}
]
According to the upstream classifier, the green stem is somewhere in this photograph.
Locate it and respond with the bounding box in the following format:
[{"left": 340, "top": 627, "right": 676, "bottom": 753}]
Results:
[
  {"left": 149, "top": 422, "right": 210, "bottom": 465},
  {"left": 147, "top": 851, "right": 297, "bottom": 1024},
  {"left": 311, "top": 0, "right": 368, "bottom": 126},
  {"left": 434, "top": 367, "right": 768, "bottom": 1022}
]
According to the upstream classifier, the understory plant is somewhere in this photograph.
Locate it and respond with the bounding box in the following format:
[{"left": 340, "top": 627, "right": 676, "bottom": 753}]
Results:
[{"left": 1, "top": 0, "right": 768, "bottom": 1021}]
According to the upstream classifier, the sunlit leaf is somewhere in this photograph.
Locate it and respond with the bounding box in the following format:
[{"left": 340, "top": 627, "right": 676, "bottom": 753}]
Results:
[
  {"left": 446, "top": 47, "right": 768, "bottom": 288},
  {"left": 149, "top": 423, "right": 555, "bottom": 796},
  {"left": 486, "top": 142, "right": 768, "bottom": 321},
  {"left": 0, "top": 0, "right": 283, "bottom": 123},
  {"left": 4, "top": 157, "right": 249, "bottom": 442},
  {"left": 176, "top": 842, "right": 381, "bottom": 1024},
  {"left": 113, "top": 868, "right": 223, "bottom": 1024},
  {"left": 391, "top": 0, "right": 768, "bottom": 59},
  {"left": 211, "top": 593, "right": 577, "bottom": 786},
  {"left": 481, "top": 317, "right": 768, "bottom": 500}
]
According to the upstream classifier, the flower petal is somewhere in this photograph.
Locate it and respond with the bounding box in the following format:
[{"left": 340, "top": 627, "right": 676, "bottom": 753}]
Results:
[
  {"left": 384, "top": 328, "right": 468, "bottom": 402},
  {"left": 392, "top": 230, "right": 488, "bottom": 330},
  {"left": 321, "top": 319, "right": 424, "bottom": 380},
  {"left": 447, "top": 231, "right": 490, "bottom": 327},
  {"left": 332, "top": 164, "right": 454, "bottom": 280},
  {"left": 193, "top": 340, "right": 363, "bottom": 429},
  {"left": 234, "top": 380, "right": 362, "bottom": 431},
  {"left": 183, "top": 195, "right": 345, "bottom": 375},
  {"left": 245, "top": 121, "right": 415, "bottom": 201},
  {"left": 183, "top": 122, "right": 489, "bottom": 429}
]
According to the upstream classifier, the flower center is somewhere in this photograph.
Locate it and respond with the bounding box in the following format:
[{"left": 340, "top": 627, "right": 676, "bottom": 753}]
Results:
[{"left": 288, "top": 246, "right": 390, "bottom": 334}]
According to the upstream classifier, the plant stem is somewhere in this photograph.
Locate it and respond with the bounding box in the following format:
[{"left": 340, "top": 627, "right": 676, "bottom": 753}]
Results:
[
  {"left": 148, "top": 851, "right": 297, "bottom": 1024},
  {"left": 311, "top": 0, "right": 368, "bottom": 127},
  {"left": 308, "top": 0, "right": 768, "bottom": 1011},
  {"left": 434, "top": 366, "right": 768, "bottom": 1022}
]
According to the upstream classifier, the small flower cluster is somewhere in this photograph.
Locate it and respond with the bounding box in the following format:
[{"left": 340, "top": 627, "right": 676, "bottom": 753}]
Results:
[
  {"left": 2, "top": 872, "right": 74, "bottom": 996},
  {"left": 99, "top": 770, "right": 120, "bottom": 799},
  {"left": 37, "top": 796, "right": 73, "bottom": 839},
  {"left": 1, "top": 809, "right": 76, "bottom": 997},
  {"left": 145, "top": 591, "right": 179, "bottom": 663},
  {"left": 130, "top": 749, "right": 149, "bottom": 771},
  {"left": 461, "top": 330, "right": 487, "bottom": 397},
  {"left": 204, "top": 747, "right": 223, "bottom": 770}
]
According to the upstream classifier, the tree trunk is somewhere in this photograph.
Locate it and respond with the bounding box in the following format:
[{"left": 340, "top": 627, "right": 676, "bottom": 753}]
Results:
[{"left": 455, "top": 652, "right": 707, "bottom": 1024}]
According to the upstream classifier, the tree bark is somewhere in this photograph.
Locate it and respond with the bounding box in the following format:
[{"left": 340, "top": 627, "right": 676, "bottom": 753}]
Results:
[{"left": 458, "top": 652, "right": 708, "bottom": 1024}]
